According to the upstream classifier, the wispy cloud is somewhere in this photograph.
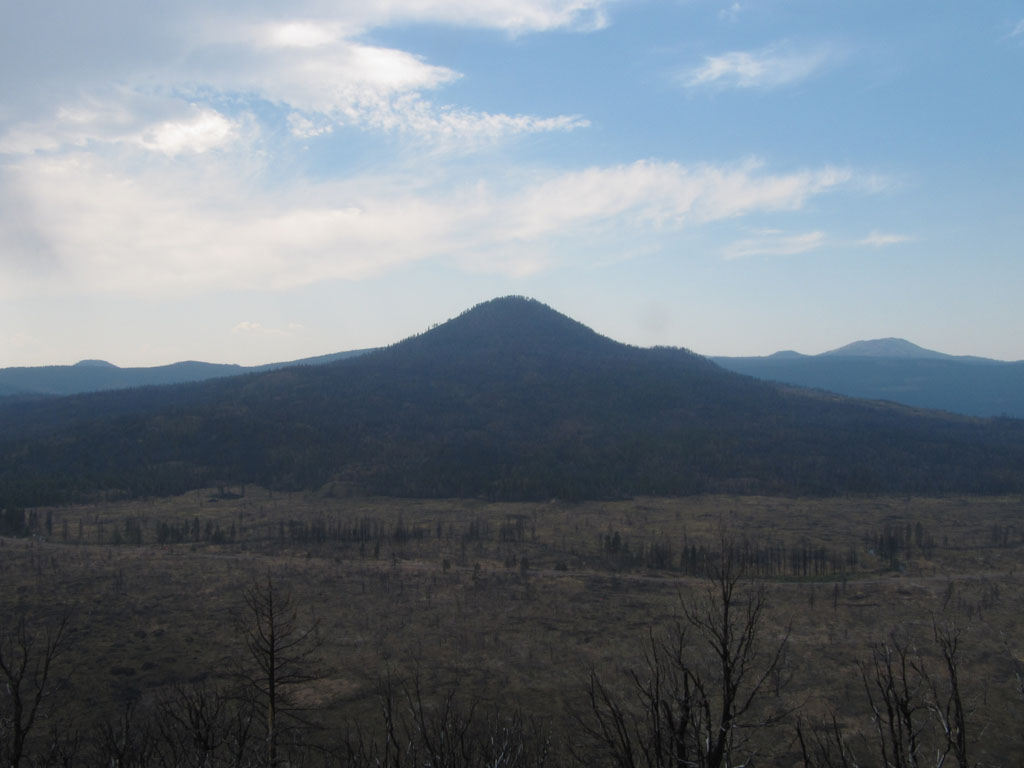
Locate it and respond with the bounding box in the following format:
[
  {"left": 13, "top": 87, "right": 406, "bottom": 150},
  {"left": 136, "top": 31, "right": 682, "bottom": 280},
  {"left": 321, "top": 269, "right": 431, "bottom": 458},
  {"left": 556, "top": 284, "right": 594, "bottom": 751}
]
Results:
[
  {"left": 495, "top": 160, "right": 850, "bottom": 238},
  {"left": 0, "top": 3, "right": 600, "bottom": 159},
  {"left": 719, "top": 3, "right": 742, "bottom": 22},
  {"left": 1012, "top": 19, "right": 1024, "bottom": 37},
  {"left": 723, "top": 230, "right": 826, "bottom": 260},
  {"left": 354, "top": 0, "right": 611, "bottom": 34},
  {"left": 682, "top": 43, "right": 833, "bottom": 90},
  {"left": 0, "top": 1, "right": 868, "bottom": 302},
  {"left": 287, "top": 113, "right": 334, "bottom": 139},
  {"left": 205, "top": 30, "right": 591, "bottom": 143},
  {"left": 0, "top": 152, "right": 856, "bottom": 295},
  {"left": 859, "top": 231, "right": 913, "bottom": 247}
]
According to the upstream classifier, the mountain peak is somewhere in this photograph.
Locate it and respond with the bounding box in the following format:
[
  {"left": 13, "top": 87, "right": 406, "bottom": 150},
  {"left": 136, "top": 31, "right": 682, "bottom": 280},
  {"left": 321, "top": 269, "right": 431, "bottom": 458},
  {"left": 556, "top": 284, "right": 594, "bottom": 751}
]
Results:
[
  {"left": 73, "top": 359, "right": 118, "bottom": 368},
  {"left": 821, "top": 338, "right": 946, "bottom": 359},
  {"left": 392, "top": 296, "right": 619, "bottom": 360}
]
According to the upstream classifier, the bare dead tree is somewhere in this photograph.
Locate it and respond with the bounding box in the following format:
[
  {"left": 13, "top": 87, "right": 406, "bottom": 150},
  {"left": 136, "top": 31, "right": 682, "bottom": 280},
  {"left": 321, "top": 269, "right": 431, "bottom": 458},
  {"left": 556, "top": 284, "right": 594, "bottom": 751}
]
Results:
[
  {"left": 581, "top": 542, "right": 791, "bottom": 767},
  {"left": 343, "top": 670, "right": 550, "bottom": 768},
  {"left": 40, "top": 719, "right": 83, "bottom": 768},
  {"left": 860, "top": 634, "right": 927, "bottom": 768},
  {"left": 795, "top": 711, "right": 862, "bottom": 768},
  {"left": 152, "top": 681, "right": 260, "bottom": 768},
  {"left": 95, "top": 700, "right": 157, "bottom": 768},
  {"left": 239, "top": 572, "right": 322, "bottom": 767},
  {"left": 916, "top": 622, "right": 972, "bottom": 768},
  {"left": 406, "top": 677, "right": 476, "bottom": 768},
  {"left": 803, "top": 621, "right": 977, "bottom": 768},
  {"left": 0, "top": 608, "right": 71, "bottom": 768}
]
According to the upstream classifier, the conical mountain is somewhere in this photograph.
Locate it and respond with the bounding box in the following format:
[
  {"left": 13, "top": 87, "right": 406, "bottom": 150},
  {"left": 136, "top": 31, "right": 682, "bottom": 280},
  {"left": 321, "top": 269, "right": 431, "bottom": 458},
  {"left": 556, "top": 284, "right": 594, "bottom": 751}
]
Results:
[
  {"left": 1, "top": 297, "right": 1022, "bottom": 506},
  {"left": 823, "top": 338, "right": 947, "bottom": 359}
]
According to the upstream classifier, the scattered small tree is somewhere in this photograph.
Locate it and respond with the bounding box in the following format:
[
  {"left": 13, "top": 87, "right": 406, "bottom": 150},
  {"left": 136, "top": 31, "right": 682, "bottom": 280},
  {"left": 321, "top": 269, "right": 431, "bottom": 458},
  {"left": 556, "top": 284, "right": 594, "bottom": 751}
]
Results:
[{"left": 239, "top": 573, "right": 322, "bottom": 767}]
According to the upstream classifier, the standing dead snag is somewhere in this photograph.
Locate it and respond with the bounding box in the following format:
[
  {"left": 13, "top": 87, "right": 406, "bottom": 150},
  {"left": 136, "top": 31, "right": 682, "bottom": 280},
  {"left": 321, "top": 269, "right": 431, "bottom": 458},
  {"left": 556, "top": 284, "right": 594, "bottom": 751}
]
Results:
[
  {"left": 860, "top": 636, "right": 926, "bottom": 768},
  {"left": 582, "top": 543, "right": 791, "bottom": 767},
  {"left": 804, "top": 622, "right": 978, "bottom": 768},
  {"left": 858, "top": 623, "right": 975, "bottom": 768},
  {"left": 240, "top": 572, "right": 322, "bottom": 766},
  {"left": 920, "top": 622, "right": 971, "bottom": 768},
  {"left": 0, "top": 608, "right": 70, "bottom": 768},
  {"left": 153, "top": 681, "right": 260, "bottom": 767}
]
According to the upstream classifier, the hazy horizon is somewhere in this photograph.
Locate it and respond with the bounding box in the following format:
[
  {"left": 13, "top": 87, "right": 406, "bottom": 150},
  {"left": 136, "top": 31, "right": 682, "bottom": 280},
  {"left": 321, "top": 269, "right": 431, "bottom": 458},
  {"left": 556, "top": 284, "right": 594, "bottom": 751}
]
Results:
[{"left": 8, "top": 316, "right": 1023, "bottom": 370}]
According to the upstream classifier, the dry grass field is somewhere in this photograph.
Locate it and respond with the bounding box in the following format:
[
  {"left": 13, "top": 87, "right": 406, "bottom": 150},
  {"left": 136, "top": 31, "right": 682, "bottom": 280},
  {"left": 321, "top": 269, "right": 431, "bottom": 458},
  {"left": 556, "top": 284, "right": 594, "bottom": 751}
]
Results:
[{"left": 2, "top": 489, "right": 1023, "bottom": 765}]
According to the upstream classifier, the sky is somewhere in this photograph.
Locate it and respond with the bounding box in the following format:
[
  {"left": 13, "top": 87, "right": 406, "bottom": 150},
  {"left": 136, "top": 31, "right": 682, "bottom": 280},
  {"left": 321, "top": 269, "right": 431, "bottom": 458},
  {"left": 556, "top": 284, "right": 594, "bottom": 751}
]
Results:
[{"left": 1, "top": 0, "right": 1023, "bottom": 367}]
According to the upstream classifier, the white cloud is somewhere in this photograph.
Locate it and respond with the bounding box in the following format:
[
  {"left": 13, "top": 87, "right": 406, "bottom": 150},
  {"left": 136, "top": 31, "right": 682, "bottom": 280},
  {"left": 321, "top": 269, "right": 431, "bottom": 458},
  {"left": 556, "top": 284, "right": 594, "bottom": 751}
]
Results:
[
  {"left": 859, "top": 231, "right": 912, "bottom": 247},
  {"left": 723, "top": 230, "right": 826, "bottom": 260},
  {"left": 0, "top": 152, "right": 856, "bottom": 296},
  {"left": 0, "top": 97, "right": 245, "bottom": 159},
  {"left": 287, "top": 113, "right": 334, "bottom": 139},
  {"left": 200, "top": 36, "right": 588, "bottom": 143},
  {"left": 0, "top": 151, "right": 459, "bottom": 295},
  {"left": 258, "top": 21, "right": 349, "bottom": 49},
  {"left": 351, "top": 0, "right": 610, "bottom": 34},
  {"left": 1012, "top": 19, "right": 1024, "bottom": 37},
  {"left": 0, "top": 96, "right": 138, "bottom": 155},
  {"left": 137, "top": 108, "right": 238, "bottom": 155},
  {"left": 683, "top": 43, "right": 832, "bottom": 89},
  {"left": 490, "top": 161, "right": 849, "bottom": 242},
  {"left": 0, "top": 3, "right": 598, "bottom": 159}
]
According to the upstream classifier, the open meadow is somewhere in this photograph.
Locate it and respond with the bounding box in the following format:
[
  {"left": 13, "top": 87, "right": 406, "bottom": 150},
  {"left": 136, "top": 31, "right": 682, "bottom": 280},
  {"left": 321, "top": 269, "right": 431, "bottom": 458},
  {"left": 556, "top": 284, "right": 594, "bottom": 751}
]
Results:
[{"left": 3, "top": 490, "right": 1024, "bottom": 765}]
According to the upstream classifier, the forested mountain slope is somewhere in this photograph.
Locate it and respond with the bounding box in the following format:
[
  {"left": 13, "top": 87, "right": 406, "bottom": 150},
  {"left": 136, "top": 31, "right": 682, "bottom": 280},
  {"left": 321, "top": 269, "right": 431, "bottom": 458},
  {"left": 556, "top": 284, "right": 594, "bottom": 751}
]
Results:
[{"left": 1, "top": 297, "right": 1022, "bottom": 506}]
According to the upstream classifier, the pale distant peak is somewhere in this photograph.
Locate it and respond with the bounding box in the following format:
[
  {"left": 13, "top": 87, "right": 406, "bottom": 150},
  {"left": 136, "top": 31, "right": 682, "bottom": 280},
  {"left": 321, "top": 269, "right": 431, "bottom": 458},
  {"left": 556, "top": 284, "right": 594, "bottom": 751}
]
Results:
[{"left": 821, "top": 338, "right": 944, "bottom": 359}]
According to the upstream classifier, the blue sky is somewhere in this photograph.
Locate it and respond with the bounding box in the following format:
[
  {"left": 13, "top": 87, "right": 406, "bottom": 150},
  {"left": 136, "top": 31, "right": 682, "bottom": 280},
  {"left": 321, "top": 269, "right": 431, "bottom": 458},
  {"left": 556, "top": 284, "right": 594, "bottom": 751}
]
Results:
[{"left": 1, "top": 0, "right": 1022, "bottom": 366}]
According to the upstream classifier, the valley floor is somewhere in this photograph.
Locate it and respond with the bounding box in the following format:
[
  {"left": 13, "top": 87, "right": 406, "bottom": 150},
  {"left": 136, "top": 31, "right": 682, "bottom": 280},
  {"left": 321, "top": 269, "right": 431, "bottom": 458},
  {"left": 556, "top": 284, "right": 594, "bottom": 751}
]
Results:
[{"left": 2, "top": 490, "right": 1023, "bottom": 765}]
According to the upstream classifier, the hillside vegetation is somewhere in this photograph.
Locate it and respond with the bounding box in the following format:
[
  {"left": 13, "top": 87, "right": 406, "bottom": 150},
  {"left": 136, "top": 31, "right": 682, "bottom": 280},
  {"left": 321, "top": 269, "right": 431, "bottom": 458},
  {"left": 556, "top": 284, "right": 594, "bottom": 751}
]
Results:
[{"left": 1, "top": 297, "right": 1023, "bottom": 507}]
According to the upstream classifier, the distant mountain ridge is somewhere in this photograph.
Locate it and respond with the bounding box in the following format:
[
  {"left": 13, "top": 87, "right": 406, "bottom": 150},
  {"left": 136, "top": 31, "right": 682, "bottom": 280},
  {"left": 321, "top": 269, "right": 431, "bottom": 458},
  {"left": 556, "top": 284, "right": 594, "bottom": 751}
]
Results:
[
  {"left": 0, "top": 349, "right": 372, "bottom": 398},
  {"left": 5, "top": 330, "right": 1021, "bottom": 420},
  {"left": 714, "top": 338, "right": 1024, "bottom": 418},
  {"left": 821, "top": 337, "right": 999, "bottom": 364},
  {"left": 1, "top": 296, "right": 1022, "bottom": 507},
  {"left": 824, "top": 338, "right": 946, "bottom": 358}
]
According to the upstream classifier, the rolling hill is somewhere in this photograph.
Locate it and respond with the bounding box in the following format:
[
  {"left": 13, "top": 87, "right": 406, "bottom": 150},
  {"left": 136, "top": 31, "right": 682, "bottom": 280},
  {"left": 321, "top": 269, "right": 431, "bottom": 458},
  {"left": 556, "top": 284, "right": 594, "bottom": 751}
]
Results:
[{"left": 1, "top": 296, "right": 1022, "bottom": 507}]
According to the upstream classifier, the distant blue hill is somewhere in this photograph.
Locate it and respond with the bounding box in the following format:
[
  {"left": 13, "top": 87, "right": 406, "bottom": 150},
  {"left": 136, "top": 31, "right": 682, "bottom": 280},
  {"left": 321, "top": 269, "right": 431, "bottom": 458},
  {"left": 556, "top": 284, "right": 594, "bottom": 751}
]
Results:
[
  {"left": 6, "top": 335, "right": 1022, "bottom": 420},
  {"left": 0, "top": 349, "right": 373, "bottom": 398},
  {"left": 713, "top": 339, "right": 1024, "bottom": 418}
]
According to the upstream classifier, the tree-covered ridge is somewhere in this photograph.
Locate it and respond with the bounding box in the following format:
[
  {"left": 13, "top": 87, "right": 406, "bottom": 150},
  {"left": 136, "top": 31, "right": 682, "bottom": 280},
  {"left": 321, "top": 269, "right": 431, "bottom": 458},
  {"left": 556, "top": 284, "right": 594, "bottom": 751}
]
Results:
[{"left": 1, "top": 296, "right": 1023, "bottom": 507}]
